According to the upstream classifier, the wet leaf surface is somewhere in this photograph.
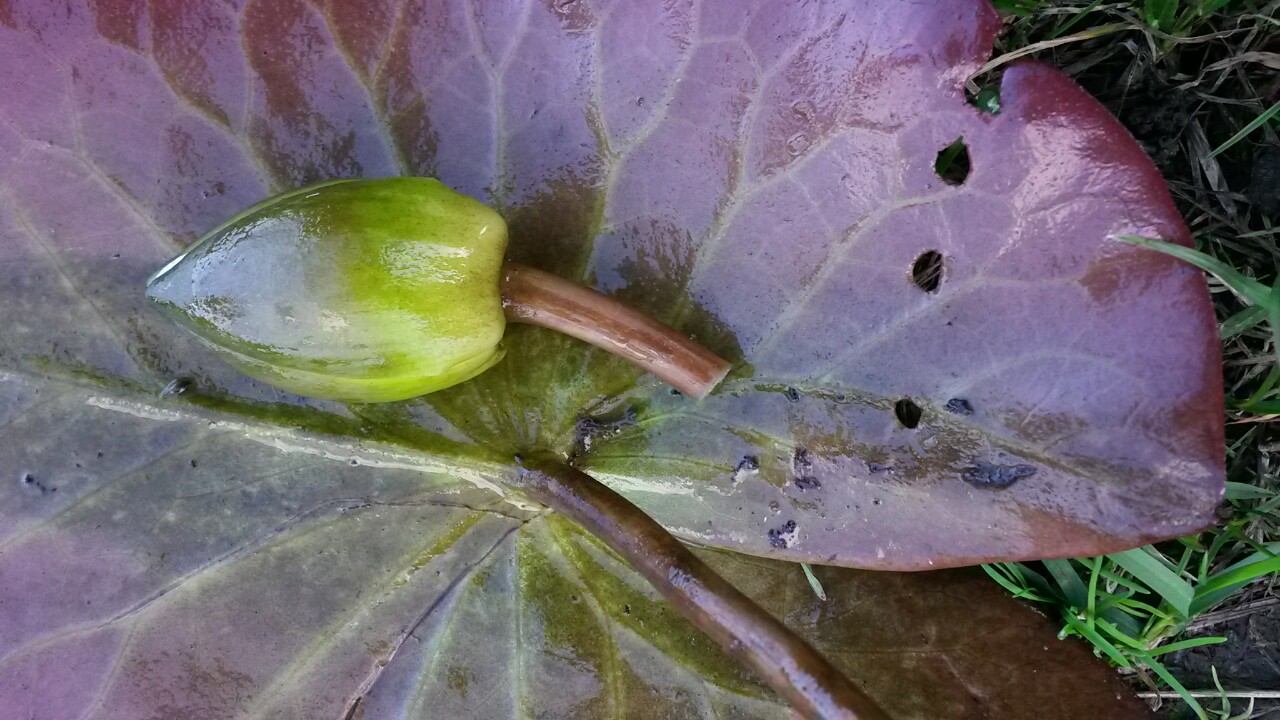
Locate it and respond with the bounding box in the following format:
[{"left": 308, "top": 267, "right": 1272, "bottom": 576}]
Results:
[
  {"left": 0, "top": 373, "right": 1154, "bottom": 718},
  {"left": 0, "top": 0, "right": 1212, "bottom": 715}
]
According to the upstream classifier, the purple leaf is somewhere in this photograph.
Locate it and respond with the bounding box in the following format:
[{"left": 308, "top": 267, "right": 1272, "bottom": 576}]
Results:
[{"left": 0, "top": 0, "right": 1213, "bottom": 715}]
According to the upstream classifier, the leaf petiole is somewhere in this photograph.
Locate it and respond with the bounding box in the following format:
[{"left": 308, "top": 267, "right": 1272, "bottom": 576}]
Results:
[
  {"left": 518, "top": 459, "right": 889, "bottom": 720},
  {"left": 500, "top": 263, "right": 731, "bottom": 399}
]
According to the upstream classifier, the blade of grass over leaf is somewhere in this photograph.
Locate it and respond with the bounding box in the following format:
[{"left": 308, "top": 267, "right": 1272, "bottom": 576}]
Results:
[
  {"left": 1113, "top": 235, "right": 1273, "bottom": 308},
  {"left": 801, "top": 564, "right": 829, "bottom": 602}
]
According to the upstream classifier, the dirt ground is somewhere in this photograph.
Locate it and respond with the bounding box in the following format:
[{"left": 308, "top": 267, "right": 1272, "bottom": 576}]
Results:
[{"left": 1157, "top": 596, "right": 1280, "bottom": 718}]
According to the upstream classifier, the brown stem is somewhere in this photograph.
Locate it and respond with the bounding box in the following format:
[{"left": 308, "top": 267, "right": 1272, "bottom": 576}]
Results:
[
  {"left": 500, "top": 263, "right": 732, "bottom": 399},
  {"left": 519, "top": 459, "right": 892, "bottom": 720}
]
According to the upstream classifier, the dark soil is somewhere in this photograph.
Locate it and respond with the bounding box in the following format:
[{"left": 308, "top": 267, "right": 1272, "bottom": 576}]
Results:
[
  {"left": 1158, "top": 598, "right": 1280, "bottom": 718},
  {"left": 1251, "top": 146, "right": 1280, "bottom": 216}
]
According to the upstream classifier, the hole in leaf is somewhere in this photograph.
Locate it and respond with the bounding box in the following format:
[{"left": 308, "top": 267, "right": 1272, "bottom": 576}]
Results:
[
  {"left": 934, "top": 138, "right": 971, "bottom": 185},
  {"left": 911, "top": 250, "right": 944, "bottom": 293},
  {"left": 894, "top": 398, "right": 922, "bottom": 429},
  {"left": 967, "top": 84, "right": 1001, "bottom": 114}
]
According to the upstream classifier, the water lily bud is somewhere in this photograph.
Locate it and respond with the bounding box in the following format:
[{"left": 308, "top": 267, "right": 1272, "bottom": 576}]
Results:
[{"left": 146, "top": 177, "right": 508, "bottom": 402}]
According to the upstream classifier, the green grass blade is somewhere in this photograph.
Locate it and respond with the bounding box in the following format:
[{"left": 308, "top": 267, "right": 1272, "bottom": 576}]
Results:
[
  {"left": 982, "top": 564, "right": 1038, "bottom": 598},
  {"left": 1229, "top": 398, "right": 1280, "bottom": 413},
  {"left": 1008, "top": 561, "right": 1049, "bottom": 588},
  {"left": 1196, "top": 0, "right": 1235, "bottom": 15},
  {"left": 990, "top": 0, "right": 1040, "bottom": 16},
  {"left": 983, "top": 564, "right": 1016, "bottom": 588},
  {"left": 934, "top": 138, "right": 967, "bottom": 178},
  {"left": 1240, "top": 363, "right": 1280, "bottom": 409},
  {"left": 1258, "top": 494, "right": 1280, "bottom": 515},
  {"left": 1114, "top": 235, "right": 1273, "bottom": 306},
  {"left": 1191, "top": 543, "right": 1280, "bottom": 613},
  {"left": 1225, "top": 481, "right": 1276, "bottom": 500},
  {"left": 1096, "top": 567, "right": 1149, "bottom": 594},
  {"left": 1221, "top": 305, "right": 1266, "bottom": 339},
  {"left": 1267, "top": 272, "right": 1280, "bottom": 371},
  {"left": 1052, "top": 0, "right": 1105, "bottom": 38},
  {"left": 1094, "top": 588, "right": 1136, "bottom": 613},
  {"left": 1086, "top": 556, "right": 1102, "bottom": 620},
  {"left": 800, "top": 563, "right": 828, "bottom": 601},
  {"left": 1209, "top": 99, "right": 1280, "bottom": 158},
  {"left": 1196, "top": 553, "right": 1280, "bottom": 598},
  {"left": 1108, "top": 548, "right": 1194, "bottom": 617},
  {"left": 1063, "top": 614, "right": 1132, "bottom": 667},
  {"left": 1145, "top": 635, "right": 1228, "bottom": 658},
  {"left": 1108, "top": 598, "right": 1174, "bottom": 620},
  {"left": 1100, "top": 604, "right": 1146, "bottom": 639},
  {"left": 1094, "top": 617, "right": 1148, "bottom": 650},
  {"left": 1139, "top": 653, "right": 1210, "bottom": 720},
  {"left": 1043, "top": 558, "right": 1089, "bottom": 608},
  {"left": 1144, "top": 0, "right": 1179, "bottom": 31}
]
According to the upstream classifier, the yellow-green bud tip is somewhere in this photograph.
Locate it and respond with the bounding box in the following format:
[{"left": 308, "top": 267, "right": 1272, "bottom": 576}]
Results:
[{"left": 146, "top": 177, "right": 508, "bottom": 402}]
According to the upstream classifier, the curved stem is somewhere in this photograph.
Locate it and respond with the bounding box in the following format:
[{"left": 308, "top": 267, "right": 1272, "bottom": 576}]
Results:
[
  {"left": 500, "top": 263, "right": 732, "bottom": 399},
  {"left": 519, "top": 459, "right": 891, "bottom": 720}
]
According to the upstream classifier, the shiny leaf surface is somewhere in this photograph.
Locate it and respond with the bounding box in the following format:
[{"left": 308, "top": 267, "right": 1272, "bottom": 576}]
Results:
[
  {"left": 0, "top": 0, "right": 1221, "bottom": 568},
  {"left": 0, "top": 373, "right": 1151, "bottom": 718},
  {"left": 0, "top": 0, "right": 1212, "bottom": 715}
]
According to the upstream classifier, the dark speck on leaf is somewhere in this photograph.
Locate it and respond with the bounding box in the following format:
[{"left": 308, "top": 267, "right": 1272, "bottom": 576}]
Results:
[
  {"left": 962, "top": 462, "right": 1037, "bottom": 489},
  {"left": 784, "top": 387, "right": 800, "bottom": 403},
  {"left": 735, "top": 456, "right": 759, "bottom": 472},
  {"left": 22, "top": 474, "right": 55, "bottom": 494},
  {"left": 792, "top": 447, "right": 820, "bottom": 489},
  {"left": 945, "top": 398, "right": 974, "bottom": 415},
  {"left": 793, "top": 447, "right": 813, "bottom": 475},
  {"left": 572, "top": 407, "right": 639, "bottom": 458},
  {"left": 767, "top": 520, "right": 797, "bottom": 549},
  {"left": 867, "top": 462, "right": 893, "bottom": 473}
]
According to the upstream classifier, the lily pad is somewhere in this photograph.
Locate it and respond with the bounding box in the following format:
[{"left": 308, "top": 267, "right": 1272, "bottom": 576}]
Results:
[
  {"left": 0, "top": 0, "right": 1214, "bottom": 715},
  {"left": 0, "top": 373, "right": 1153, "bottom": 718}
]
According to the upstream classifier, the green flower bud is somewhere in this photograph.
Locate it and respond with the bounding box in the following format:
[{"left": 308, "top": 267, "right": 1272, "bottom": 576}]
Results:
[{"left": 146, "top": 177, "right": 508, "bottom": 402}]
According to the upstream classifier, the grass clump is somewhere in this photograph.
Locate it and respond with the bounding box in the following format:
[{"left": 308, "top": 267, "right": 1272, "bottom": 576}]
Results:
[{"left": 975, "top": 2, "right": 1280, "bottom": 718}]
